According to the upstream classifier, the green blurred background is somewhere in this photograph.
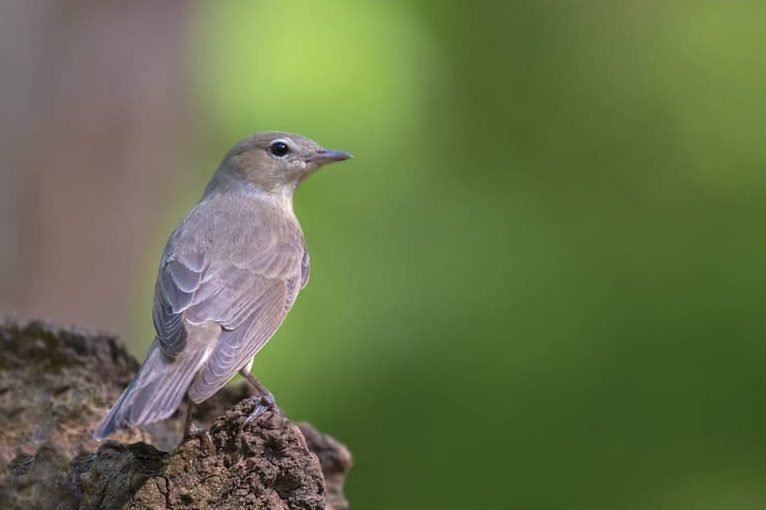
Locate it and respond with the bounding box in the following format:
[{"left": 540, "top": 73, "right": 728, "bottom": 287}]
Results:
[{"left": 3, "top": 1, "right": 766, "bottom": 508}]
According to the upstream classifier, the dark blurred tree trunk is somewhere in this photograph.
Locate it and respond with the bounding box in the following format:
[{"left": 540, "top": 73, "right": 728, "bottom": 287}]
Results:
[{"left": 0, "top": 1, "right": 193, "bottom": 337}]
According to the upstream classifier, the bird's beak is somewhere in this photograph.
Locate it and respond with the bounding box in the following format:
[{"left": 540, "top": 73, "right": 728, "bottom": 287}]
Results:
[{"left": 311, "top": 148, "right": 353, "bottom": 164}]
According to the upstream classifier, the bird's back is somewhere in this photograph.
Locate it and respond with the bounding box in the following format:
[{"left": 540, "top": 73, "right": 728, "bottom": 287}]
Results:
[
  {"left": 94, "top": 188, "right": 308, "bottom": 438},
  {"left": 164, "top": 188, "right": 308, "bottom": 400}
]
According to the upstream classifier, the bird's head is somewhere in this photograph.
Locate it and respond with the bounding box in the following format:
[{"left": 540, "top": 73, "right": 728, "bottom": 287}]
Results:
[{"left": 219, "top": 131, "right": 352, "bottom": 193}]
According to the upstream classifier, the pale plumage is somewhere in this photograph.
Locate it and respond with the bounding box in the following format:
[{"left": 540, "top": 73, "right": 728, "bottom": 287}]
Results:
[{"left": 94, "top": 132, "right": 350, "bottom": 439}]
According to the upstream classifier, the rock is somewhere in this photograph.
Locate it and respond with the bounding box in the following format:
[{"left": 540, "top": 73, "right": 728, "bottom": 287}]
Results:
[{"left": 0, "top": 320, "right": 352, "bottom": 509}]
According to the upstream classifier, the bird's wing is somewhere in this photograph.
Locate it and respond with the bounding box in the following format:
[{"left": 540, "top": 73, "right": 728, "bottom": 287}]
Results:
[
  {"left": 300, "top": 248, "right": 310, "bottom": 288},
  {"left": 151, "top": 194, "right": 306, "bottom": 397},
  {"left": 187, "top": 272, "right": 288, "bottom": 402},
  {"left": 152, "top": 249, "right": 206, "bottom": 357}
]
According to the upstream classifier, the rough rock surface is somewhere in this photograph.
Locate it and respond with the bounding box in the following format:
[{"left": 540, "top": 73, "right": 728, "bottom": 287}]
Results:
[
  {"left": 0, "top": 320, "right": 352, "bottom": 509},
  {"left": 297, "top": 424, "right": 353, "bottom": 510}
]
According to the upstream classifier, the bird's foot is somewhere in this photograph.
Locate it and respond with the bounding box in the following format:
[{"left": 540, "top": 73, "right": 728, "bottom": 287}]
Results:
[
  {"left": 182, "top": 422, "right": 215, "bottom": 452},
  {"left": 246, "top": 391, "right": 281, "bottom": 422}
]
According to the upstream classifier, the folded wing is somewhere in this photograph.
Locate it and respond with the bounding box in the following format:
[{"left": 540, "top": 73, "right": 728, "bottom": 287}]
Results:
[{"left": 152, "top": 194, "right": 308, "bottom": 401}]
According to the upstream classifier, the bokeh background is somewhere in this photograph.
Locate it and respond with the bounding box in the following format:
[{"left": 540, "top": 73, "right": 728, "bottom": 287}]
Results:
[{"left": 2, "top": 1, "right": 766, "bottom": 508}]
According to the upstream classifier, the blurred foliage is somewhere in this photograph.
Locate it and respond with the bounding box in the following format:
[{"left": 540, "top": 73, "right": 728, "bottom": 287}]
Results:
[{"left": 127, "top": 1, "right": 766, "bottom": 508}]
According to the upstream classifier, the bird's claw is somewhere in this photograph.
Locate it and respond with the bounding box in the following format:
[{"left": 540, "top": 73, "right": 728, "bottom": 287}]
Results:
[
  {"left": 182, "top": 424, "right": 215, "bottom": 452},
  {"left": 246, "top": 391, "right": 280, "bottom": 422}
]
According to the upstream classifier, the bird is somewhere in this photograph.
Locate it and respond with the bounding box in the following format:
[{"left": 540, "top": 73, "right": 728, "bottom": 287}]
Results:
[{"left": 94, "top": 131, "right": 352, "bottom": 439}]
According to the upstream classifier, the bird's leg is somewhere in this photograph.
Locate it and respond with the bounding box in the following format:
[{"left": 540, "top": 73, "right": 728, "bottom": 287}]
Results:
[
  {"left": 182, "top": 395, "right": 197, "bottom": 438},
  {"left": 240, "top": 369, "right": 270, "bottom": 396},
  {"left": 181, "top": 395, "right": 214, "bottom": 451},
  {"left": 239, "top": 368, "right": 280, "bottom": 421}
]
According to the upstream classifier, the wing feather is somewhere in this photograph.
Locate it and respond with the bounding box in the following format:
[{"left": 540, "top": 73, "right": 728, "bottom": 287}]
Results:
[
  {"left": 150, "top": 192, "right": 309, "bottom": 398},
  {"left": 187, "top": 277, "right": 287, "bottom": 402}
]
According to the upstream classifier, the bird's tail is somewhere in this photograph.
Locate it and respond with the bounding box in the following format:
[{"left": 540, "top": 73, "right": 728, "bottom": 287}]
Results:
[{"left": 93, "top": 340, "right": 205, "bottom": 439}]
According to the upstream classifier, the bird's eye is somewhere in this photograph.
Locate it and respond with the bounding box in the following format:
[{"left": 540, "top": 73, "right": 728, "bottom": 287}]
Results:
[{"left": 268, "top": 141, "right": 290, "bottom": 158}]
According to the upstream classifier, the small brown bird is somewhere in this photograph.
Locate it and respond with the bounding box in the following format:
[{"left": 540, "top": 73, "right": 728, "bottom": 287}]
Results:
[{"left": 94, "top": 132, "right": 351, "bottom": 439}]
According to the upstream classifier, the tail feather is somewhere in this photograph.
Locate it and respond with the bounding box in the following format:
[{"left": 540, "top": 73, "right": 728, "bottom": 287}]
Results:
[{"left": 93, "top": 340, "right": 205, "bottom": 439}]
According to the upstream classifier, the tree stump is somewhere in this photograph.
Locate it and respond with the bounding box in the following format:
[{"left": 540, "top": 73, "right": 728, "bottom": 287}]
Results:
[{"left": 0, "top": 321, "right": 352, "bottom": 510}]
